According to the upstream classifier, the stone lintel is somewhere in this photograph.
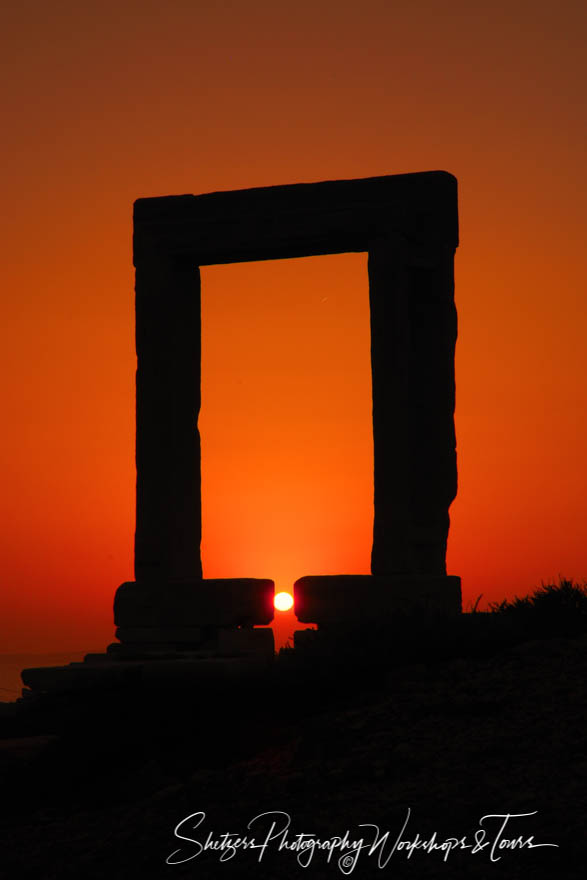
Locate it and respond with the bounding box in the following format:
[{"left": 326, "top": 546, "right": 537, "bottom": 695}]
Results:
[
  {"left": 294, "top": 574, "right": 461, "bottom": 625},
  {"left": 114, "top": 579, "right": 275, "bottom": 628},
  {"left": 133, "top": 171, "right": 458, "bottom": 266}
]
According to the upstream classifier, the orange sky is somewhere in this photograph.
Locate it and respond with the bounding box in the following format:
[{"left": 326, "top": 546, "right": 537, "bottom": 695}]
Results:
[{"left": 1, "top": 0, "right": 586, "bottom": 652}]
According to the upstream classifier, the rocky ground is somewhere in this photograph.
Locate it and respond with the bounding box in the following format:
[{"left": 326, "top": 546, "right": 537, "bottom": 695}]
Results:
[{"left": 0, "top": 623, "right": 585, "bottom": 880}]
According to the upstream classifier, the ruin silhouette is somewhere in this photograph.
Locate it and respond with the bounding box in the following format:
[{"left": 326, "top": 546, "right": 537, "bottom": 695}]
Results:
[{"left": 22, "top": 170, "right": 461, "bottom": 693}]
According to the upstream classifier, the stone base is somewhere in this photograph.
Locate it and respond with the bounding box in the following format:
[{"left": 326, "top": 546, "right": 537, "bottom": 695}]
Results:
[
  {"left": 20, "top": 628, "right": 274, "bottom": 696},
  {"left": 108, "top": 627, "right": 274, "bottom": 658},
  {"left": 294, "top": 574, "right": 461, "bottom": 626},
  {"left": 113, "top": 578, "right": 275, "bottom": 634},
  {"left": 114, "top": 626, "right": 205, "bottom": 647}
]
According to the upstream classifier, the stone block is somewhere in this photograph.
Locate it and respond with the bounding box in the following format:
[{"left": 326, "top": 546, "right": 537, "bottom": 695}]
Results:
[
  {"left": 20, "top": 661, "right": 142, "bottom": 693},
  {"left": 217, "top": 627, "right": 274, "bottom": 658},
  {"left": 292, "top": 629, "right": 320, "bottom": 651},
  {"left": 114, "top": 626, "right": 203, "bottom": 645},
  {"left": 139, "top": 656, "right": 269, "bottom": 690},
  {"left": 111, "top": 625, "right": 274, "bottom": 660},
  {"left": 114, "top": 578, "right": 275, "bottom": 628},
  {"left": 294, "top": 574, "right": 461, "bottom": 625},
  {"left": 105, "top": 643, "right": 185, "bottom": 660}
]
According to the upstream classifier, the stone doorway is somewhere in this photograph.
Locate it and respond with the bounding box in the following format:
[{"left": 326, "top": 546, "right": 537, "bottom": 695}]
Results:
[{"left": 115, "top": 171, "right": 462, "bottom": 647}]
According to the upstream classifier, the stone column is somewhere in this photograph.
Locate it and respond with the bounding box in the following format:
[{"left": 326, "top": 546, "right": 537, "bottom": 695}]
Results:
[
  {"left": 368, "top": 236, "right": 457, "bottom": 577},
  {"left": 134, "top": 252, "right": 202, "bottom": 583}
]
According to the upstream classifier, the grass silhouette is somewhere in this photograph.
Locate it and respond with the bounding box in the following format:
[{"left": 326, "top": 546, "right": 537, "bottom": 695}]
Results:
[{"left": 489, "top": 577, "right": 587, "bottom": 625}]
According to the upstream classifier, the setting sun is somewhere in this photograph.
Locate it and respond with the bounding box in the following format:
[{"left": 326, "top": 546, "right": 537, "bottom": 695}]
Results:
[{"left": 274, "top": 591, "right": 294, "bottom": 612}]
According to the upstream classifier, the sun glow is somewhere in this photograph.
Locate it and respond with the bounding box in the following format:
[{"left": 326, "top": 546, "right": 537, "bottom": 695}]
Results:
[{"left": 274, "top": 591, "right": 294, "bottom": 612}]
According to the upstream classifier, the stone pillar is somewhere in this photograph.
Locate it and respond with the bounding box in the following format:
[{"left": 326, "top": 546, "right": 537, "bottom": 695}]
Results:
[
  {"left": 368, "top": 236, "right": 457, "bottom": 577},
  {"left": 134, "top": 252, "right": 202, "bottom": 583}
]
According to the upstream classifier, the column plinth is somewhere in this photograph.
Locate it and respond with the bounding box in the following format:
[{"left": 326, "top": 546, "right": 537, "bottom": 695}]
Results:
[{"left": 294, "top": 574, "right": 461, "bottom": 626}]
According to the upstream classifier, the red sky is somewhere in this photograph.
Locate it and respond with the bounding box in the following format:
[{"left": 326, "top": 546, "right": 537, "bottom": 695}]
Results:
[{"left": 1, "top": 0, "right": 586, "bottom": 652}]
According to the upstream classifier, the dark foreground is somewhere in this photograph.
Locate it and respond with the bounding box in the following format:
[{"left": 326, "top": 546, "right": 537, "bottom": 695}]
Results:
[{"left": 0, "top": 615, "right": 585, "bottom": 880}]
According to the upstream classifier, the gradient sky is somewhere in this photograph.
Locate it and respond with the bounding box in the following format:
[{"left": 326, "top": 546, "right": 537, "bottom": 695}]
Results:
[{"left": 1, "top": 0, "right": 586, "bottom": 651}]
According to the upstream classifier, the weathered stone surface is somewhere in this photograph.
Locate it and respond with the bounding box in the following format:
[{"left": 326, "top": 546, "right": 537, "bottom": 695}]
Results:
[
  {"left": 114, "top": 626, "right": 203, "bottom": 645},
  {"left": 133, "top": 171, "right": 458, "bottom": 266},
  {"left": 134, "top": 254, "right": 202, "bottom": 583},
  {"left": 20, "top": 654, "right": 272, "bottom": 694},
  {"left": 138, "top": 656, "right": 272, "bottom": 689},
  {"left": 217, "top": 627, "right": 274, "bottom": 658},
  {"left": 106, "top": 642, "right": 183, "bottom": 660},
  {"left": 368, "top": 238, "right": 457, "bottom": 576},
  {"left": 111, "top": 625, "right": 274, "bottom": 659},
  {"left": 21, "top": 628, "right": 275, "bottom": 694},
  {"left": 106, "top": 628, "right": 274, "bottom": 661},
  {"left": 125, "top": 171, "right": 460, "bottom": 638},
  {"left": 20, "top": 661, "right": 142, "bottom": 693},
  {"left": 114, "top": 579, "right": 275, "bottom": 628},
  {"left": 292, "top": 629, "right": 320, "bottom": 652},
  {"left": 294, "top": 574, "right": 461, "bottom": 625}
]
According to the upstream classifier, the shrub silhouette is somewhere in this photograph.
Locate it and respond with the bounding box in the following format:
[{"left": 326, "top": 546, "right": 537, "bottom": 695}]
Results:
[{"left": 489, "top": 577, "right": 587, "bottom": 637}]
